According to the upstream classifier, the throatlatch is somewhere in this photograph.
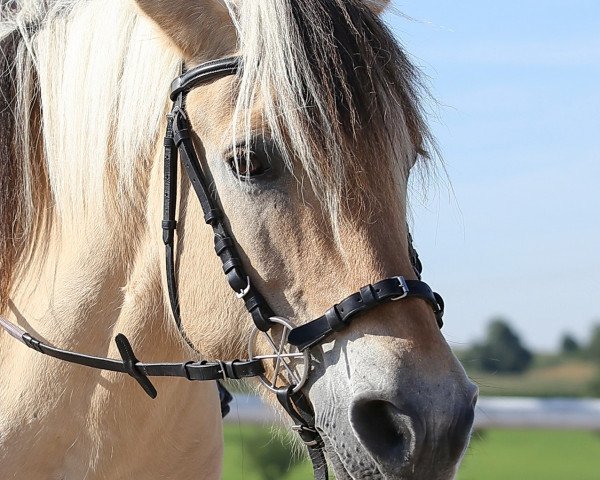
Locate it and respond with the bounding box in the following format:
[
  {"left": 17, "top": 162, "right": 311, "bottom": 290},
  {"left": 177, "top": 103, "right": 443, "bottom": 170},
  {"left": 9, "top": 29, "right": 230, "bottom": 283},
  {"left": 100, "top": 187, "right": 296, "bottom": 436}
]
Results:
[{"left": 0, "top": 55, "right": 445, "bottom": 480}]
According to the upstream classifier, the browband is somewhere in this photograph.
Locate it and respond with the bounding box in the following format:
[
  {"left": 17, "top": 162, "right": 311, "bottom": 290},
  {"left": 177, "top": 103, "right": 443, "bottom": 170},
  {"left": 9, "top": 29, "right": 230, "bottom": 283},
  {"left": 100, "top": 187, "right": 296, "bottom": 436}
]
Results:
[{"left": 170, "top": 56, "right": 240, "bottom": 101}]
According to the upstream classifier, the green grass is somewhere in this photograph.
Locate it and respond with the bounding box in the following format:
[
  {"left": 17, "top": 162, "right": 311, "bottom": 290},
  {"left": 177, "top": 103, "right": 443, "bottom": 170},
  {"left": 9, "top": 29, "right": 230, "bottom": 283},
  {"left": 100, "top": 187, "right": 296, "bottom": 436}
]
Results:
[
  {"left": 459, "top": 430, "right": 600, "bottom": 480},
  {"left": 223, "top": 425, "right": 600, "bottom": 480},
  {"left": 223, "top": 424, "right": 313, "bottom": 480}
]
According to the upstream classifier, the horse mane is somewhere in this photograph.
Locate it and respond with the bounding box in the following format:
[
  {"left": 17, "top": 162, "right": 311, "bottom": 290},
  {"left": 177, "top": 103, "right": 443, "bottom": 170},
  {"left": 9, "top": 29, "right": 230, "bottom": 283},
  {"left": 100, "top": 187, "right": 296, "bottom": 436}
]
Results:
[
  {"left": 229, "top": 0, "right": 433, "bottom": 232},
  {"left": 0, "top": 0, "right": 433, "bottom": 309},
  {"left": 0, "top": 1, "right": 181, "bottom": 310},
  {"left": 0, "top": 28, "right": 20, "bottom": 310},
  {"left": 1, "top": 2, "right": 49, "bottom": 311}
]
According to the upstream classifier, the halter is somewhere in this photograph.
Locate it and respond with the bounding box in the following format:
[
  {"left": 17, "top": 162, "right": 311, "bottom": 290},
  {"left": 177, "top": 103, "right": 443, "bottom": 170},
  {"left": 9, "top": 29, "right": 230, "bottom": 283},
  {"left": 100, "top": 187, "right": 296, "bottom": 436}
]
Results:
[{"left": 0, "top": 56, "right": 444, "bottom": 480}]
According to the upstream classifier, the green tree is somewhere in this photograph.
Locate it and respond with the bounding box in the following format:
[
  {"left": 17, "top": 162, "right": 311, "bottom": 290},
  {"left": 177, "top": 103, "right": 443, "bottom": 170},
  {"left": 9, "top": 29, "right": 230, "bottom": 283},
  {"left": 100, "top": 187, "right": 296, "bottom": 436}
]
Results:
[
  {"left": 585, "top": 324, "right": 600, "bottom": 361},
  {"left": 588, "top": 369, "right": 600, "bottom": 397},
  {"left": 464, "top": 318, "right": 533, "bottom": 374},
  {"left": 578, "top": 323, "right": 600, "bottom": 397},
  {"left": 560, "top": 334, "right": 581, "bottom": 356}
]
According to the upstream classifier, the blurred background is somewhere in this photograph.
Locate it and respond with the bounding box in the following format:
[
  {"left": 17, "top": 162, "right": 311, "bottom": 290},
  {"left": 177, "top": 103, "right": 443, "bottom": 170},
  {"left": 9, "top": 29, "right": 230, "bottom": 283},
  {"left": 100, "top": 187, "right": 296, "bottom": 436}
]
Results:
[{"left": 223, "top": 1, "right": 600, "bottom": 479}]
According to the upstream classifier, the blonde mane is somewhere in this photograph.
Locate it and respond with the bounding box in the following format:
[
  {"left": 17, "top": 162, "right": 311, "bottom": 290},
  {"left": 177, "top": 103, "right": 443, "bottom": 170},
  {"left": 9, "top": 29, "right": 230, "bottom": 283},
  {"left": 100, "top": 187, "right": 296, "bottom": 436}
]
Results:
[
  {"left": 0, "top": 0, "right": 181, "bottom": 308},
  {"left": 0, "top": 0, "right": 432, "bottom": 308}
]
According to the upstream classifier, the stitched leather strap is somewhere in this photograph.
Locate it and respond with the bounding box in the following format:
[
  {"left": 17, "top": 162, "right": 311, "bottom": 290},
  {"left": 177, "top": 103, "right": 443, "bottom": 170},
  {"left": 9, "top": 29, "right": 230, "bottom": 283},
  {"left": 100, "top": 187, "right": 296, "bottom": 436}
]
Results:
[
  {"left": 288, "top": 277, "right": 444, "bottom": 351},
  {"left": 162, "top": 107, "right": 182, "bottom": 327},
  {"left": 0, "top": 317, "right": 264, "bottom": 399},
  {"left": 170, "top": 57, "right": 240, "bottom": 101},
  {"left": 170, "top": 102, "right": 274, "bottom": 332}
]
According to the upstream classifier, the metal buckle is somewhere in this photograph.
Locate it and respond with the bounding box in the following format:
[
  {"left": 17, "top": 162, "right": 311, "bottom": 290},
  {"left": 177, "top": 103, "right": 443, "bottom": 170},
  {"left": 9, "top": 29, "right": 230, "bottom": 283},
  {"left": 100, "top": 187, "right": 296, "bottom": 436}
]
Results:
[
  {"left": 391, "top": 276, "right": 409, "bottom": 301},
  {"left": 217, "top": 361, "right": 228, "bottom": 381},
  {"left": 235, "top": 277, "right": 251, "bottom": 299},
  {"left": 291, "top": 425, "right": 321, "bottom": 447}
]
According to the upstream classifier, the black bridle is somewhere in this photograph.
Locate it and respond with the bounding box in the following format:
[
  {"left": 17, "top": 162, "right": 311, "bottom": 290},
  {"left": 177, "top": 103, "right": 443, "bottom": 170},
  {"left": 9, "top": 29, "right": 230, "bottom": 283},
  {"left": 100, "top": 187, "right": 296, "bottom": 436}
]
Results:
[{"left": 0, "top": 56, "right": 444, "bottom": 480}]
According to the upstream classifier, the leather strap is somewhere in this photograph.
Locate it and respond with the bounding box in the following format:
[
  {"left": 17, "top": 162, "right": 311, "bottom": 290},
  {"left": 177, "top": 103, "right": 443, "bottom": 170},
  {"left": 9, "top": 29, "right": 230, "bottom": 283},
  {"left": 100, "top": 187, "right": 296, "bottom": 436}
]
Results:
[
  {"left": 218, "top": 381, "right": 234, "bottom": 417},
  {"left": 170, "top": 57, "right": 240, "bottom": 101},
  {"left": 288, "top": 277, "right": 444, "bottom": 351},
  {"left": 407, "top": 229, "right": 423, "bottom": 280},
  {"left": 169, "top": 101, "right": 274, "bottom": 332},
  {"left": 162, "top": 103, "right": 182, "bottom": 327},
  {"left": 0, "top": 317, "right": 264, "bottom": 399},
  {"left": 276, "top": 387, "right": 329, "bottom": 480},
  {"left": 161, "top": 98, "right": 211, "bottom": 354}
]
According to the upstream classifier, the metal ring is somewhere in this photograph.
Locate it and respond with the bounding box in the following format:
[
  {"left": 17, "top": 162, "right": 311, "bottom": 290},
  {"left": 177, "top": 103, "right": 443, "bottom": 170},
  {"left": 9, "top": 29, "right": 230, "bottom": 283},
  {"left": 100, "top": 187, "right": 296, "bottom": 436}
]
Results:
[{"left": 248, "top": 316, "right": 310, "bottom": 394}]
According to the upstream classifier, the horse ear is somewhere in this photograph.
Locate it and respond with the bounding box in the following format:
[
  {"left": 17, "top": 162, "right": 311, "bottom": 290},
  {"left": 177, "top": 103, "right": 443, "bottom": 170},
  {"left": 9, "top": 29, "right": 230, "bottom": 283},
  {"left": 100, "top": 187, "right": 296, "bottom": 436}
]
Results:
[
  {"left": 366, "top": 0, "right": 391, "bottom": 15},
  {"left": 133, "top": 0, "right": 237, "bottom": 60}
]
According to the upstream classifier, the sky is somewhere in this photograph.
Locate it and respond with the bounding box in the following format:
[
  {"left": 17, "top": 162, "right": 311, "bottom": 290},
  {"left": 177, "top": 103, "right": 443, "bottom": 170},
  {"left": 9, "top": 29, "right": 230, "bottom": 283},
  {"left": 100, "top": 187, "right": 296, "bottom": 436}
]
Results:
[{"left": 382, "top": 1, "right": 600, "bottom": 350}]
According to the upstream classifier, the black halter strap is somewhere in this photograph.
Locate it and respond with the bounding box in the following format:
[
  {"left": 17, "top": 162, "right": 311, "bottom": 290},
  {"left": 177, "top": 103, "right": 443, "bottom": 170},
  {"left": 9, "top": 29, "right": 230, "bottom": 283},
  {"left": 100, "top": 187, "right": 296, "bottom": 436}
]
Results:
[
  {"left": 0, "top": 317, "right": 264, "bottom": 400},
  {"left": 163, "top": 57, "right": 274, "bottom": 334},
  {"left": 288, "top": 277, "right": 443, "bottom": 351},
  {"left": 277, "top": 387, "right": 329, "bottom": 480}
]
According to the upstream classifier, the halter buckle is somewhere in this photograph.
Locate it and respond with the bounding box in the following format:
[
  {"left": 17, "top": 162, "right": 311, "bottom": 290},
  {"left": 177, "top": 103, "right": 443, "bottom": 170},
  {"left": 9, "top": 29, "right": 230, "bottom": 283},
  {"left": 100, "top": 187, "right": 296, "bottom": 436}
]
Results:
[
  {"left": 217, "top": 360, "right": 228, "bottom": 381},
  {"left": 235, "top": 277, "right": 251, "bottom": 299},
  {"left": 391, "top": 276, "right": 409, "bottom": 301},
  {"left": 291, "top": 425, "right": 321, "bottom": 447}
]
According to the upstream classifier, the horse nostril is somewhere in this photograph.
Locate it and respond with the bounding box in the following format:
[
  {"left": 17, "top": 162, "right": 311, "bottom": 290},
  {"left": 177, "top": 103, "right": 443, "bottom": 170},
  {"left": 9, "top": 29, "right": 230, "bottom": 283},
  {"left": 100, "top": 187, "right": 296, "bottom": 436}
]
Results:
[{"left": 349, "top": 398, "right": 417, "bottom": 470}]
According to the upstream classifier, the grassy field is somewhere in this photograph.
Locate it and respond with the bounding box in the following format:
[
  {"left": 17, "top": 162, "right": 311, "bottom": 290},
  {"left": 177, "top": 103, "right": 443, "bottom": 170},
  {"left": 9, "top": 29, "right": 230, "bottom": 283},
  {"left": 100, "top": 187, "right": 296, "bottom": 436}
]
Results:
[
  {"left": 459, "top": 430, "right": 600, "bottom": 480},
  {"left": 223, "top": 425, "right": 600, "bottom": 480},
  {"left": 223, "top": 424, "right": 313, "bottom": 480},
  {"left": 464, "top": 360, "right": 598, "bottom": 397}
]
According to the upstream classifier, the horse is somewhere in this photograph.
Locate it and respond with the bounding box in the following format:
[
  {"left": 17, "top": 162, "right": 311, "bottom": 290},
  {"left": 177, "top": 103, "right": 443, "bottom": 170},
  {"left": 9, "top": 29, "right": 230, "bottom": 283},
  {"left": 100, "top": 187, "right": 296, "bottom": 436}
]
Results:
[{"left": 0, "top": 1, "right": 477, "bottom": 479}]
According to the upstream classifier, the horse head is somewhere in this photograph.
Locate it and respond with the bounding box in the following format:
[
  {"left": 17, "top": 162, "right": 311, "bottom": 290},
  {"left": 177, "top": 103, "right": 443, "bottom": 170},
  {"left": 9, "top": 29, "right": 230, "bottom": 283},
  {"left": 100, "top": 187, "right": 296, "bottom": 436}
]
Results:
[{"left": 135, "top": 1, "right": 478, "bottom": 478}]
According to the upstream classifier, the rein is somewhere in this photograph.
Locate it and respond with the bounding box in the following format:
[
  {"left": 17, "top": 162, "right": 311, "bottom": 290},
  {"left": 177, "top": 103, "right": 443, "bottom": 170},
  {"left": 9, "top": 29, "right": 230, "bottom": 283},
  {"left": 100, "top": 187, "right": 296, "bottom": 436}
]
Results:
[{"left": 0, "top": 56, "right": 444, "bottom": 480}]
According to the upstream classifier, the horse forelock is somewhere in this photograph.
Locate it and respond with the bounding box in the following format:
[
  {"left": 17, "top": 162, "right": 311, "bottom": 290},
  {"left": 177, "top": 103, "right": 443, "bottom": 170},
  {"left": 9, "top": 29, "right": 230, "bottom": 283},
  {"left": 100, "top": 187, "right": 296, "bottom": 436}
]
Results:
[{"left": 229, "top": 0, "right": 433, "bottom": 230}]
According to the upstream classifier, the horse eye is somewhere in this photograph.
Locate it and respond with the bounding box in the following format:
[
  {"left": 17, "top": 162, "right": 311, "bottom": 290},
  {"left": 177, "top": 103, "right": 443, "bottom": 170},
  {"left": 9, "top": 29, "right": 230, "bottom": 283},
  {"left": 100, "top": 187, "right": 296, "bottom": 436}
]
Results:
[{"left": 227, "top": 150, "right": 267, "bottom": 178}]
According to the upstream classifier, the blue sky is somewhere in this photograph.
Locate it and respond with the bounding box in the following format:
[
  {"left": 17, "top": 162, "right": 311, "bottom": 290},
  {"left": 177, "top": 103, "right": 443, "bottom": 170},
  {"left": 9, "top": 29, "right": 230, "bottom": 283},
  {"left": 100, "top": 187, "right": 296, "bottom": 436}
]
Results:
[{"left": 383, "top": 1, "right": 600, "bottom": 350}]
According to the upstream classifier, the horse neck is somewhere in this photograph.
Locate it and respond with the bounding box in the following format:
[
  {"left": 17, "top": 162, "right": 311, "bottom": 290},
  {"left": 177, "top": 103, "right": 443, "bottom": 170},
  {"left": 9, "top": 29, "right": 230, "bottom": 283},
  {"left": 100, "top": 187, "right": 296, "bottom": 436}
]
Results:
[
  {"left": 7, "top": 138, "right": 199, "bottom": 366},
  {"left": 1, "top": 155, "right": 224, "bottom": 479},
  {"left": 10, "top": 193, "right": 151, "bottom": 348}
]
